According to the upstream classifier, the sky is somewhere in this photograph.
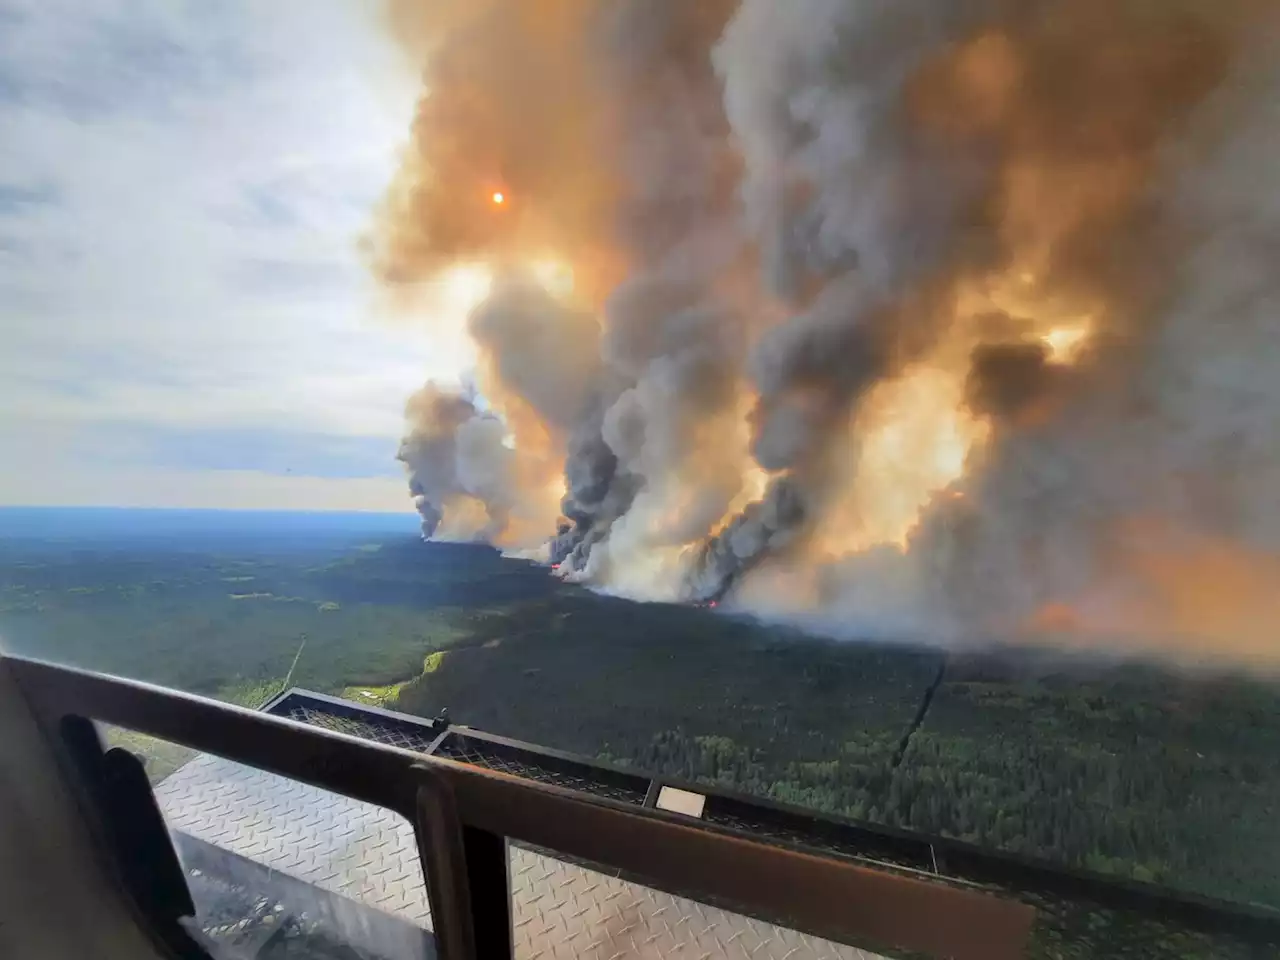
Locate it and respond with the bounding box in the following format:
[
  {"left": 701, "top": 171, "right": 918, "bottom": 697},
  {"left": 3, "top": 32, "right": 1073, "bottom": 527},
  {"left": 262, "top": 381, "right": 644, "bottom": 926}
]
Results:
[{"left": 0, "top": 0, "right": 452, "bottom": 512}]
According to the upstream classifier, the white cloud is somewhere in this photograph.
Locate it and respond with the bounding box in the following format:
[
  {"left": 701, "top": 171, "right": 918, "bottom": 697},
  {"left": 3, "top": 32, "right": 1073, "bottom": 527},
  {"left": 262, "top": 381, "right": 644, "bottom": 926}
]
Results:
[{"left": 0, "top": 0, "right": 455, "bottom": 509}]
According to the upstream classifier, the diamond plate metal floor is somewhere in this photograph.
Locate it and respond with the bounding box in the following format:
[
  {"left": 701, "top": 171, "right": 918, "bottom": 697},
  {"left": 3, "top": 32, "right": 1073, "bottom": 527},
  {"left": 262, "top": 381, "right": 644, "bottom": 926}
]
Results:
[
  {"left": 156, "top": 754, "right": 430, "bottom": 929},
  {"left": 155, "top": 754, "right": 891, "bottom": 960},
  {"left": 507, "top": 847, "right": 889, "bottom": 960}
]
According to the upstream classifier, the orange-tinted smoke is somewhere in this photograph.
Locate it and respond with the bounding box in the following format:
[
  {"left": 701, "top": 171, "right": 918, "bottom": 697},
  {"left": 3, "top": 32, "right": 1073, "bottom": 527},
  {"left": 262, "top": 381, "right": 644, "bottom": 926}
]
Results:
[
  {"left": 898, "top": 1, "right": 1280, "bottom": 665},
  {"left": 725, "top": 0, "right": 1280, "bottom": 669},
  {"left": 373, "top": 0, "right": 628, "bottom": 548},
  {"left": 1023, "top": 520, "right": 1280, "bottom": 672},
  {"left": 371, "top": 0, "right": 623, "bottom": 304},
  {"left": 782, "top": 2, "right": 1236, "bottom": 567}
]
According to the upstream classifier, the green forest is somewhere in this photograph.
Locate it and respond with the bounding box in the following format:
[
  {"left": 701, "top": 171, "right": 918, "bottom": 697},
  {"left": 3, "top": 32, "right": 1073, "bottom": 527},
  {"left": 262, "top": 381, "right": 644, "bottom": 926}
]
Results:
[{"left": 3, "top": 509, "right": 1279, "bottom": 959}]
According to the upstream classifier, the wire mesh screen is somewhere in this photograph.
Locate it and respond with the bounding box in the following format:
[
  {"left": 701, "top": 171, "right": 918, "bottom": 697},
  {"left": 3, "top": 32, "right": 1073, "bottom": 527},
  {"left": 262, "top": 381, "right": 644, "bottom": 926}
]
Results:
[
  {"left": 270, "top": 695, "right": 441, "bottom": 755},
  {"left": 266, "top": 693, "right": 648, "bottom": 805},
  {"left": 435, "top": 733, "right": 649, "bottom": 806}
]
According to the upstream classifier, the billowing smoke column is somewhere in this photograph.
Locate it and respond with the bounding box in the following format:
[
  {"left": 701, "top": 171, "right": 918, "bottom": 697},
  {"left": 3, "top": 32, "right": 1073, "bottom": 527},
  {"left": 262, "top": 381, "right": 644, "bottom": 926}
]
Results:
[{"left": 372, "top": 0, "right": 1280, "bottom": 667}]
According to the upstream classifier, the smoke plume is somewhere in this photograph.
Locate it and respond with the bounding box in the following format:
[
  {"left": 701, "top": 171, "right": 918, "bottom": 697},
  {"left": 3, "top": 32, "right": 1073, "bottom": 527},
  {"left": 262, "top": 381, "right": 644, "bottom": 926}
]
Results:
[{"left": 374, "top": 0, "right": 1280, "bottom": 669}]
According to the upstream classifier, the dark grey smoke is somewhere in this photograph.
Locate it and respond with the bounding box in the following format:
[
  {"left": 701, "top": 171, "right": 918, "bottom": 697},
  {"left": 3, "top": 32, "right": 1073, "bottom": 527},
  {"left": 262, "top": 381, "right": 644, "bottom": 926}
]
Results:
[
  {"left": 398, "top": 385, "right": 508, "bottom": 539},
  {"left": 965, "top": 341, "right": 1057, "bottom": 419},
  {"left": 551, "top": 405, "right": 630, "bottom": 569},
  {"left": 685, "top": 477, "right": 808, "bottom": 601}
]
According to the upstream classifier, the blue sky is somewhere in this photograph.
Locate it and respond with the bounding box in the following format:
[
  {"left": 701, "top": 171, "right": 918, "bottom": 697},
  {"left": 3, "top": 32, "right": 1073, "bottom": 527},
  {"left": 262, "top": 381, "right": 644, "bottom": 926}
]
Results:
[{"left": 0, "top": 0, "right": 457, "bottom": 511}]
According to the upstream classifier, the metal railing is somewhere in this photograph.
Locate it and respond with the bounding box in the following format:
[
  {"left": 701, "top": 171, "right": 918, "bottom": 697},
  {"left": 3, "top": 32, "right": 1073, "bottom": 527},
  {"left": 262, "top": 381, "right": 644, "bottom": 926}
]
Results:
[
  {"left": 259, "top": 687, "right": 1280, "bottom": 947},
  {"left": 10, "top": 654, "right": 1280, "bottom": 960}
]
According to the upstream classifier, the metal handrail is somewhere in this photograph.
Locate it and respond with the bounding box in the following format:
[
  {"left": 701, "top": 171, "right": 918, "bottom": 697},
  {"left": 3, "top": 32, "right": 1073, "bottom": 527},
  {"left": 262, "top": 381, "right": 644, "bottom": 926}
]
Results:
[
  {"left": 6, "top": 654, "right": 1033, "bottom": 960},
  {"left": 262, "top": 684, "right": 1280, "bottom": 946}
]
